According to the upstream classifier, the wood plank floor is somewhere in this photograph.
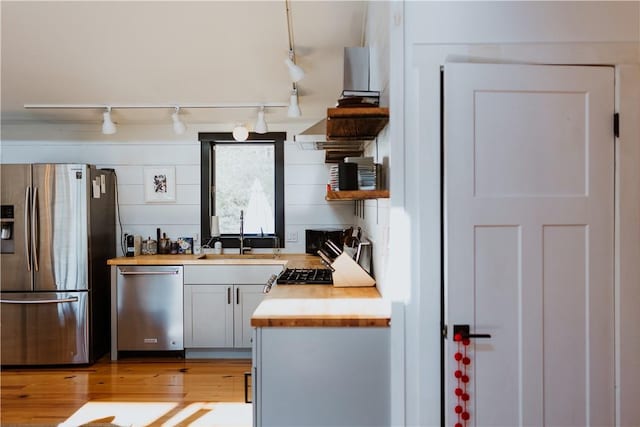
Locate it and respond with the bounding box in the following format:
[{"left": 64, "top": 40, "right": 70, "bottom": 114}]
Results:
[{"left": 1, "top": 355, "right": 252, "bottom": 426}]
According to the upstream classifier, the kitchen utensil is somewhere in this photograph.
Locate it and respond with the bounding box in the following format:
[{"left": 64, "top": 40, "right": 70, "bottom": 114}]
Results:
[
  {"left": 158, "top": 233, "right": 171, "bottom": 254},
  {"left": 317, "top": 250, "right": 336, "bottom": 271},
  {"left": 325, "top": 240, "right": 342, "bottom": 257}
]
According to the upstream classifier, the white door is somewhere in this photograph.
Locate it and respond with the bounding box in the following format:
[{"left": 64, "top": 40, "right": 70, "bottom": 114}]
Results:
[{"left": 444, "top": 63, "right": 614, "bottom": 427}]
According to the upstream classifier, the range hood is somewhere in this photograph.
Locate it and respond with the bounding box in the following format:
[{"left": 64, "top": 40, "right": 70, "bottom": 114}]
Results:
[{"left": 295, "top": 47, "right": 371, "bottom": 147}]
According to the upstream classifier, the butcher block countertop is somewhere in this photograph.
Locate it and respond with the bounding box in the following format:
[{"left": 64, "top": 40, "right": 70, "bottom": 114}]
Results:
[
  {"left": 107, "top": 253, "right": 389, "bottom": 328},
  {"left": 107, "top": 253, "right": 323, "bottom": 268},
  {"left": 251, "top": 285, "right": 390, "bottom": 328}
]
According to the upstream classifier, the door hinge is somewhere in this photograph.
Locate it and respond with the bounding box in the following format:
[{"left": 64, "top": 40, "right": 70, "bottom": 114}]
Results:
[
  {"left": 614, "top": 113, "right": 620, "bottom": 138},
  {"left": 442, "top": 324, "right": 448, "bottom": 339}
]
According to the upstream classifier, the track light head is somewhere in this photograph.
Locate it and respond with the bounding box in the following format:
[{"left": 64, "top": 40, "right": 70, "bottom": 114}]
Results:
[
  {"left": 287, "top": 89, "right": 301, "bottom": 118},
  {"left": 284, "top": 50, "right": 305, "bottom": 83},
  {"left": 171, "top": 107, "right": 186, "bottom": 135},
  {"left": 232, "top": 124, "right": 249, "bottom": 142},
  {"left": 102, "top": 107, "right": 117, "bottom": 135},
  {"left": 255, "top": 107, "right": 268, "bottom": 134}
]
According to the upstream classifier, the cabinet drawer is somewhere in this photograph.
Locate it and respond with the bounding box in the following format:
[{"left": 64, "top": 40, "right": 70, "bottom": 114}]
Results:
[{"left": 184, "top": 265, "right": 283, "bottom": 284}]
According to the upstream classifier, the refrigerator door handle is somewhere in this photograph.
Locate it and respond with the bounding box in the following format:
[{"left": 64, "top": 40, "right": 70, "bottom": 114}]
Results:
[
  {"left": 31, "top": 186, "right": 39, "bottom": 272},
  {"left": 0, "top": 296, "right": 79, "bottom": 304},
  {"left": 24, "top": 186, "right": 32, "bottom": 271}
]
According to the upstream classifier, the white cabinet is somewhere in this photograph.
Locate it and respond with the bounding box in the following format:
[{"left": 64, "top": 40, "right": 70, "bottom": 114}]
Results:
[
  {"left": 183, "top": 265, "right": 283, "bottom": 350},
  {"left": 184, "top": 284, "right": 233, "bottom": 347},
  {"left": 184, "top": 283, "right": 264, "bottom": 348},
  {"left": 233, "top": 285, "right": 265, "bottom": 348},
  {"left": 253, "top": 327, "right": 390, "bottom": 426}
]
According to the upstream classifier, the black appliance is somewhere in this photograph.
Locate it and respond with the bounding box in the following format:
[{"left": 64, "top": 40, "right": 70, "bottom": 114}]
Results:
[
  {"left": 305, "top": 228, "right": 345, "bottom": 255},
  {"left": 276, "top": 268, "right": 333, "bottom": 285}
]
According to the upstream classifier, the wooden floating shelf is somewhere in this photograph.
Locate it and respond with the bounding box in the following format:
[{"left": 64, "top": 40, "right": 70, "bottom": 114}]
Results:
[
  {"left": 325, "top": 190, "right": 390, "bottom": 201},
  {"left": 326, "top": 107, "right": 389, "bottom": 140}
]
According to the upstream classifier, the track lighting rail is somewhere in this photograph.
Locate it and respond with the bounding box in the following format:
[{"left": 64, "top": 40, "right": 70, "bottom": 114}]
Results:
[{"left": 24, "top": 103, "right": 289, "bottom": 110}]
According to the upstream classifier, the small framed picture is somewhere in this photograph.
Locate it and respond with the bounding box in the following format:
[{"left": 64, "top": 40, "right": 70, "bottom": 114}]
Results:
[{"left": 144, "top": 166, "right": 176, "bottom": 203}]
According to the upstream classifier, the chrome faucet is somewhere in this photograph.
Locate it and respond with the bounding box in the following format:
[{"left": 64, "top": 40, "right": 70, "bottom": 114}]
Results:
[{"left": 239, "top": 210, "right": 250, "bottom": 254}]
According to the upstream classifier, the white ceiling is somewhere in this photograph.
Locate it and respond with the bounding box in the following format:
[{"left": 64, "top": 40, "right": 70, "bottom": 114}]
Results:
[{"left": 1, "top": 1, "right": 367, "bottom": 129}]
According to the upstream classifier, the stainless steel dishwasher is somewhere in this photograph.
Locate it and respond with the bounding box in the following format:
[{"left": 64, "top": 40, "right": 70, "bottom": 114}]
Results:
[{"left": 116, "top": 265, "right": 184, "bottom": 351}]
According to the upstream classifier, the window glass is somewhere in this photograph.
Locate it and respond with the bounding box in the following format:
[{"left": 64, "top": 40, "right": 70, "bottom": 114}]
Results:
[{"left": 214, "top": 144, "right": 275, "bottom": 234}]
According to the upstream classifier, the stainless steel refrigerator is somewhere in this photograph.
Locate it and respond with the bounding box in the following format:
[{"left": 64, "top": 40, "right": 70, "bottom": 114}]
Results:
[{"left": 0, "top": 164, "right": 115, "bottom": 365}]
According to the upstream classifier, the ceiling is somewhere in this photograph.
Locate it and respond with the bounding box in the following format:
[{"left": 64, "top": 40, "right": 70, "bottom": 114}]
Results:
[{"left": 1, "top": 1, "right": 367, "bottom": 130}]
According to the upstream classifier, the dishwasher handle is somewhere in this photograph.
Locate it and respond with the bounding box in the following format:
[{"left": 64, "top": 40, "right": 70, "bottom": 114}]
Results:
[{"left": 119, "top": 270, "right": 181, "bottom": 276}]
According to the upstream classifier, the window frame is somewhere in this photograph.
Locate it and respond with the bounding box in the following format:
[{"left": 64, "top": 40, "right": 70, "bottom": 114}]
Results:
[{"left": 199, "top": 132, "right": 285, "bottom": 249}]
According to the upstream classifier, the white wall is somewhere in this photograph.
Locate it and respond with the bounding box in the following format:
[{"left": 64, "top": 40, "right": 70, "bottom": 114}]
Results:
[
  {"left": 0, "top": 121, "right": 354, "bottom": 255},
  {"left": 394, "top": 1, "right": 640, "bottom": 426},
  {"left": 356, "top": 1, "right": 391, "bottom": 297}
]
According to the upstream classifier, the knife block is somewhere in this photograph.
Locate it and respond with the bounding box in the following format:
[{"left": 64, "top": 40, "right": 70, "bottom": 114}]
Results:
[{"left": 331, "top": 252, "right": 375, "bottom": 287}]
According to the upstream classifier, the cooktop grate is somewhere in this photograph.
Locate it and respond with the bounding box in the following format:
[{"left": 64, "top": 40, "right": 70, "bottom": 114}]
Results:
[{"left": 276, "top": 268, "right": 333, "bottom": 285}]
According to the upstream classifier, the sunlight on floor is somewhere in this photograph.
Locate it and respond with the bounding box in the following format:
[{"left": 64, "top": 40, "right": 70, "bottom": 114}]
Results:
[{"left": 59, "top": 401, "right": 252, "bottom": 427}]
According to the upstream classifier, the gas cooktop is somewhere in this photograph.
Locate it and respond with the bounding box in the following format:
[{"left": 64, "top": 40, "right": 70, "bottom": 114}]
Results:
[{"left": 276, "top": 268, "right": 333, "bottom": 285}]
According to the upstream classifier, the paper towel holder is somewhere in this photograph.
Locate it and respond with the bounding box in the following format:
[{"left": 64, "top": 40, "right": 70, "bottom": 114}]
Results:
[{"left": 210, "top": 216, "right": 220, "bottom": 237}]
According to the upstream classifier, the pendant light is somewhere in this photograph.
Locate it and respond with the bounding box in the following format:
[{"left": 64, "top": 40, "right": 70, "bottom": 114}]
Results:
[
  {"left": 102, "top": 107, "right": 116, "bottom": 135},
  {"left": 285, "top": 50, "right": 305, "bottom": 83},
  {"left": 232, "top": 124, "right": 249, "bottom": 141},
  {"left": 284, "top": 0, "right": 304, "bottom": 83},
  {"left": 255, "top": 106, "right": 268, "bottom": 134},
  {"left": 171, "top": 107, "right": 186, "bottom": 135},
  {"left": 287, "top": 89, "right": 301, "bottom": 118}
]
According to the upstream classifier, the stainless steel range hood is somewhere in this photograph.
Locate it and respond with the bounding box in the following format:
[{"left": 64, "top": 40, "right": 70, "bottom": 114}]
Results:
[{"left": 295, "top": 47, "right": 370, "bottom": 147}]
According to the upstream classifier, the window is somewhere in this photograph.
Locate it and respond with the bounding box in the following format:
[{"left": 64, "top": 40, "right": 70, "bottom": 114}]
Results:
[{"left": 199, "top": 132, "right": 285, "bottom": 248}]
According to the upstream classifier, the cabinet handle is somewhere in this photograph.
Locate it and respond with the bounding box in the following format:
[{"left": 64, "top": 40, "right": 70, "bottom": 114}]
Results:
[
  {"left": 244, "top": 371, "right": 252, "bottom": 403},
  {"left": 236, "top": 287, "right": 240, "bottom": 304},
  {"left": 227, "top": 287, "right": 231, "bottom": 304}
]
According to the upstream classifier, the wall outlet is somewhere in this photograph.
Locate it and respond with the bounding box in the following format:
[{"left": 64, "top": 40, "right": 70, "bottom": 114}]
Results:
[{"left": 286, "top": 231, "right": 298, "bottom": 242}]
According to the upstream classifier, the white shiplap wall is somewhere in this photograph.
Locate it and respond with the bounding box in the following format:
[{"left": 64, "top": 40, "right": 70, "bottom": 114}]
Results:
[
  {"left": 0, "top": 123, "right": 354, "bottom": 255},
  {"left": 357, "top": 0, "right": 391, "bottom": 297}
]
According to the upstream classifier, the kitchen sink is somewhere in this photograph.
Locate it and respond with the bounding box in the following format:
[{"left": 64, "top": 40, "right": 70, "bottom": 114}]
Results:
[{"left": 197, "top": 253, "right": 279, "bottom": 260}]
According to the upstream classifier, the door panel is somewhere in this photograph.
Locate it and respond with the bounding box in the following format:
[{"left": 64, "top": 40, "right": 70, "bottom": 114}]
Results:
[
  {"left": 473, "top": 226, "right": 520, "bottom": 424},
  {"left": 445, "top": 63, "right": 614, "bottom": 426},
  {"left": 474, "top": 91, "right": 587, "bottom": 197},
  {"left": 0, "top": 292, "right": 88, "bottom": 365},
  {"left": 184, "top": 284, "right": 233, "bottom": 348},
  {"left": 32, "top": 164, "right": 89, "bottom": 291},
  {"left": 234, "top": 285, "right": 265, "bottom": 348},
  {"left": 0, "top": 164, "right": 32, "bottom": 292}
]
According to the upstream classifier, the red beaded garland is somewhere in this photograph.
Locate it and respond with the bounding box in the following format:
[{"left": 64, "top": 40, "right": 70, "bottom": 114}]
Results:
[{"left": 453, "top": 330, "right": 474, "bottom": 426}]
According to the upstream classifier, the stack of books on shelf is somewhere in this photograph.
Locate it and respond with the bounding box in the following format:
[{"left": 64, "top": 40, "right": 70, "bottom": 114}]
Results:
[
  {"left": 345, "top": 157, "right": 377, "bottom": 190},
  {"left": 328, "top": 164, "right": 340, "bottom": 191},
  {"left": 336, "top": 90, "right": 380, "bottom": 108}
]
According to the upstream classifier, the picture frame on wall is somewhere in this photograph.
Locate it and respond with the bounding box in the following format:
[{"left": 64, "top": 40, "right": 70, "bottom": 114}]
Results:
[{"left": 144, "top": 166, "right": 176, "bottom": 203}]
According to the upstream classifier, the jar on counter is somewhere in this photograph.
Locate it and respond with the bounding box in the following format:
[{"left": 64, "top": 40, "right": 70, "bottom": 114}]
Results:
[{"left": 141, "top": 237, "right": 157, "bottom": 255}]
